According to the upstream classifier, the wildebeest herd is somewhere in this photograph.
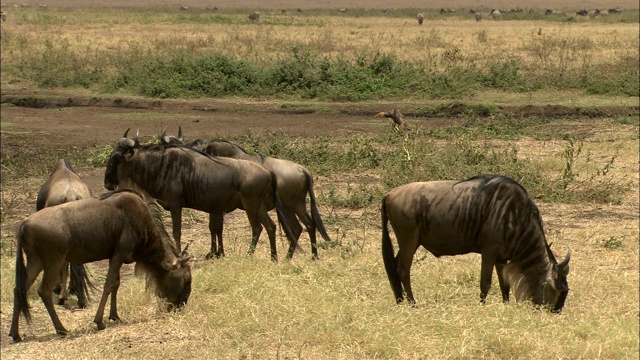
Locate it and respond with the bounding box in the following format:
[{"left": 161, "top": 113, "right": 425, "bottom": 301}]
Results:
[{"left": 8, "top": 127, "right": 571, "bottom": 342}]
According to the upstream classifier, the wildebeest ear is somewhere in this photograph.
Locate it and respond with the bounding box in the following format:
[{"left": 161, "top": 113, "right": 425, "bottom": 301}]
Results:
[{"left": 162, "top": 259, "right": 178, "bottom": 271}]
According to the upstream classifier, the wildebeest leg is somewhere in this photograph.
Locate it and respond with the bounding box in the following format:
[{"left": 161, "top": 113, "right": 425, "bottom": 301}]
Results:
[
  {"left": 38, "top": 260, "right": 69, "bottom": 336},
  {"left": 207, "top": 213, "right": 224, "bottom": 259},
  {"left": 495, "top": 263, "right": 510, "bottom": 302},
  {"left": 396, "top": 245, "right": 418, "bottom": 305},
  {"left": 9, "top": 258, "right": 44, "bottom": 342},
  {"left": 94, "top": 258, "right": 123, "bottom": 330},
  {"left": 283, "top": 210, "right": 304, "bottom": 255},
  {"left": 254, "top": 209, "right": 277, "bottom": 261},
  {"left": 479, "top": 251, "right": 497, "bottom": 303},
  {"left": 293, "top": 206, "right": 316, "bottom": 258},
  {"left": 57, "top": 262, "right": 69, "bottom": 305},
  {"left": 169, "top": 206, "right": 183, "bottom": 252},
  {"left": 108, "top": 271, "right": 121, "bottom": 322}
]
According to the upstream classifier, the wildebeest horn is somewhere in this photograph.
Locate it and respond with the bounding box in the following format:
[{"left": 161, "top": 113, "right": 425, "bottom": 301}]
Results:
[
  {"left": 177, "top": 126, "right": 183, "bottom": 141},
  {"left": 557, "top": 248, "right": 571, "bottom": 277},
  {"left": 123, "top": 128, "right": 130, "bottom": 138},
  {"left": 180, "top": 250, "right": 193, "bottom": 265},
  {"left": 160, "top": 126, "right": 169, "bottom": 144},
  {"left": 134, "top": 129, "right": 140, "bottom": 147}
]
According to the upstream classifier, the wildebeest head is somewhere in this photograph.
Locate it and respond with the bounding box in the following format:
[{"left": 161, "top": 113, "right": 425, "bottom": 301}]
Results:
[
  {"left": 545, "top": 246, "right": 571, "bottom": 313},
  {"left": 104, "top": 128, "right": 140, "bottom": 190},
  {"left": 159, "top": 126, "right": 183, "bottom": 146},
  {"left": 158, "top": 250, "right": 193, "bottom": 311},
  {"left": 507, "top": 245, "right": 571, "bottom": 312}
]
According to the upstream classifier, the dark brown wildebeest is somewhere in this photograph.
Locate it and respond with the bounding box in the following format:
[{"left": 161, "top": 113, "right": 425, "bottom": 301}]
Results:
[
  {"left": 9, "top": 189, "right": 192, "bottom": 342},
  {"left": 381, "top": 175, "right": 571, "bottom": 312},
  {"left": 36, "top": 159, "right": 93, "bottom": 308},
  {"left": 105, "top": 130, "right": 298, "bottom": 261},
  {"left": 576, "top": 9, "right": 588, "bottom": 16},
  {"left": 160, "top": 128, "right": 332, "bottom": 259}
]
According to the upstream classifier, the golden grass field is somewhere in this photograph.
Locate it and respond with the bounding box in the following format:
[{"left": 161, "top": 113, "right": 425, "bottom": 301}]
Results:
[{"left": 0, "top": 1, "right": 638, "bottom": 359}]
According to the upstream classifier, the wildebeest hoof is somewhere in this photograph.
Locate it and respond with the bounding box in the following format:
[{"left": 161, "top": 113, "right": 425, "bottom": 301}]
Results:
[
  {"left": 96, "top": 321, "right": 106, "bottom": 331},
  {"left": 56, "top": 328, "right": 68, "bottom": 337},
  {"left": 205, "top": 252, "right": 216, "bottom": 260},
  {"left": 109, "top": 315, "right": 121, "bottom": 322},
  {"left": 10, "top": 334, "right": 23, "bottom": 343},
  {"left": 78, "top": 301, "right": 88, "bottom": 309},
  {"left": 57, "top": 298, "right": 66, "bottom": 306}
]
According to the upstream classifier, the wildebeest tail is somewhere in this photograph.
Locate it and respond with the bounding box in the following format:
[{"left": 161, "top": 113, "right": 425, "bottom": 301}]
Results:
[
  {"left": 271, "top": 172, "right": 299, "bottom": 250},
  {"left": 381, "top": 196, "right": 403, "bottom": 303},
  {"left": 305, "top": 171, "right": 331, "bottom": 242},
  {"left": 14, "top": 223, "right": 31, "bottom": 322},
  {"left": 69, "top": 263, "right": 96, "bottom": 308}
]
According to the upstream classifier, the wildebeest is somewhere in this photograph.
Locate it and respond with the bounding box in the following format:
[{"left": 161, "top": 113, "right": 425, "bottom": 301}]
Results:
[
  {"left": 105, "top": 129, "right": 298, "bottom": 261},
  {"left": 248, "top": 11, "right": 260, "bottom": 21},
  {"left": 576, "top": 9, "right": 588, "bottom": 16},
  {"left": 416, "top": 13, "right": 424, "bottom": 25},
  {"left": 381, "top": 175, "right": 571, "bottom": 312},
  {"left": 160, "top": 128, "right": 332, "bottom": 259},
  {"left": 440, "top": 8, "right": 456, "bottom": 14},
  {"left": 8, "top": 189, "right": 192, "bottom": 342},
  {"left": 608, "top": 8, "right": 622, "bottom": 14},
  {"left": 474, "top": 12, "right": 483, "bottom": 22},
  {"left": 36, "top": 159, "right": 93, "bottom": 308},
  {"left": 491, "top": 10, "right": 501, "bottom": 20}
]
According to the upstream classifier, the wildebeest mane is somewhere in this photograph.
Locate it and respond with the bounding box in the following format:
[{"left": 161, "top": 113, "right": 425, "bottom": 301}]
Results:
[{"left": 134, "top": 200, "right": 181, "bottom": 299}]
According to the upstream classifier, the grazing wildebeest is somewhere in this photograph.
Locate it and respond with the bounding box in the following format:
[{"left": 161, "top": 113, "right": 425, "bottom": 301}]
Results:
[
  {"left": 576, "top": 9, "right": 588, "bottom": 16},
  {"left": 105, "top": 130, "right": 298, "bottom": 261},
  {"left": 160, "top": 128, "right": 332, "bottom": 259},
  {"left": 381, "top": 175, "right": 571, "bottom": 312},
  {"left": 36, "top": 159, "right": 93, "bottom": 308},
  {"left": 474, "top": 12, "right": 483, "bottom": 22},
  {"left": 249, "top": 11, "right": 260, "bottom": 21},
  {"left": 8, "top": 189, "right": 192, "bottom": 342},
  {"left": 608, "top": 8, "right": 622, "bottom": 14},
  {"left": 491, "top": 9, "right": 501, "bottom": 20},
  {"left": 416, "top": 13, "right": 424, "bottom": 25}
]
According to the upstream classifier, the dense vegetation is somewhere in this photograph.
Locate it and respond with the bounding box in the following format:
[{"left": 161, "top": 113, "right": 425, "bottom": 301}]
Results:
[{"left": 1, "top": 8, "right": 639, "bottom": 100}]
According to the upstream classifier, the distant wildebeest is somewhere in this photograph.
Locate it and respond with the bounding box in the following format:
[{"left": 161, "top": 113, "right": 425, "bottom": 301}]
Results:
[
  {"left": 249, "top": 11, "right": 260, "bottom": 21},
  {"left": 491, "top": 9, "right": 501, "bottom": 20},
  {"left": 475, "top": 12, "right": 483, "bottom": 22},
  {"left": 416, "top": 13, "right": 424, "bottom": 25},
  {"left": 339, "top": 8, "right": 347, "bottom": 13},
  {"left": 105, "top": 129, "right": 298, "bottom": 261},
  {"left": 440, "top": 8, "right": 456, "bottom": 14},
  {"left": 8, "top": 189, "right": 193, "bottom": 342},
  {"left": 588, "top": 10, "right": 598, "bottom": 18},
  {"left": 179, "top": 6, "right": 189, "bottom": 11},
  {"left": 36, "top": 159, "right": 93, "bottom": 308},
  {"left": 596, "top": 9, "right": 608, "bottom": 16},
  {"left": 608, "top": 8, "right": 622, "bottom": 13},
  {"left": 381, "top": 175, "right": 571, "bottom": 312},
  {"left": 576, "top": 9, "right": 588, "bottom": 16},
  {"left": 160, "top": 128, "right": 332, "bottom": 259}
]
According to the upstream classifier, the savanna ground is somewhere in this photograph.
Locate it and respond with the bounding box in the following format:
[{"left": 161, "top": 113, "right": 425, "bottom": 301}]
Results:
[{"left": 0, "top": 0, "right": 639, "bottom": 359}]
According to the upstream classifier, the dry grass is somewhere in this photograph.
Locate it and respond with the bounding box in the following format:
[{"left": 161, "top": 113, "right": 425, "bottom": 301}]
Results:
[{"left": 1, "top": 119, "right": 638, "bottom": 359}]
